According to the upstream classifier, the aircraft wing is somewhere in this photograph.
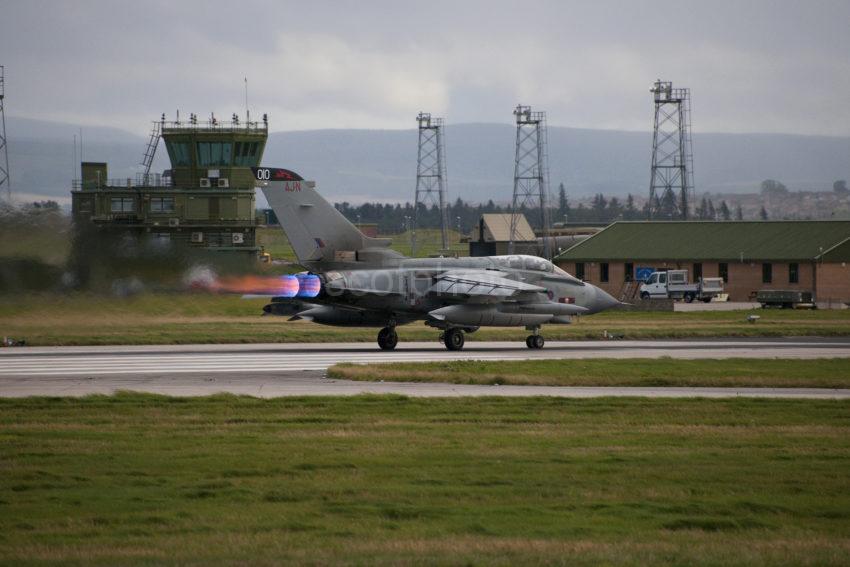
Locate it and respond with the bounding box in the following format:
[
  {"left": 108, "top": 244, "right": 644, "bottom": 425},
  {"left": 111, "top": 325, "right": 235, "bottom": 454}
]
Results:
[{"left": 428, "top": 271, "right": 546, "bottom": 300}]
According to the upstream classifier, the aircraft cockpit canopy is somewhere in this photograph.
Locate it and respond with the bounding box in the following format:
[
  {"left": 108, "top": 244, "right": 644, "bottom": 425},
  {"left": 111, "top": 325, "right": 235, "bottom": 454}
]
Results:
[
  {"left": 491, "top": 255, "right": 554, "bottom": 273},
  {"left": 489, "top": 255, "right": 582, "bottom": 283}
]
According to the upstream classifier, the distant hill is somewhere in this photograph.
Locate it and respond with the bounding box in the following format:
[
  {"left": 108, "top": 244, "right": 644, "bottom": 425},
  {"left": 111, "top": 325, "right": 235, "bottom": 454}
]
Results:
[{"left": 5, "top": 116, "right": 849, "bottom": 205}]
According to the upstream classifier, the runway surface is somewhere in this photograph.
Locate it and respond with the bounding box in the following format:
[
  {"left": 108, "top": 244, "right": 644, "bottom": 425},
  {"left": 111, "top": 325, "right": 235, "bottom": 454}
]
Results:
[{"left": 1, "top": 338, "right": 849, "bottom": 398}]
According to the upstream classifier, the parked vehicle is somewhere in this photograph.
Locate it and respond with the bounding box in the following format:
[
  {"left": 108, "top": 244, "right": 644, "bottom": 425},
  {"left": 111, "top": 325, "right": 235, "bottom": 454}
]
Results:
[
  {"left": 757, "top": 289, "right": 814, "bottom": 309},
  {"left": 639, "top": 269, "right": 724, "bottom": 303}
]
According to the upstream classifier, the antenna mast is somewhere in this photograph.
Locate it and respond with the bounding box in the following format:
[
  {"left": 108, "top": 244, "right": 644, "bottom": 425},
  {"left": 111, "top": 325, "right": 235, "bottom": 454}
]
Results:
[
  {"left": 0, "top": 65, "right": 11, "bottom": 201},
  {"left": 648, "top": 79, "right": 694, "bottom": 219},
  {"left": 509, "top": 105, "right": 551, "bottom": 259},
  {"left": 412, "top": 112, "right": 449, "bottom": 256}
]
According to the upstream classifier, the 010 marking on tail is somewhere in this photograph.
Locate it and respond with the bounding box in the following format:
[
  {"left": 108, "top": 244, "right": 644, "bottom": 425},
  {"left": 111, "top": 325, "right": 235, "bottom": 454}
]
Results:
[{"left": 253, "top": 167, "right": 304, "bottom": 182}]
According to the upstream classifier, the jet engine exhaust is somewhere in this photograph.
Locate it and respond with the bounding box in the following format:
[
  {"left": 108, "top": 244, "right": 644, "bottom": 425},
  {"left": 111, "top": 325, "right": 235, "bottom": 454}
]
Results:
[{"left": 193, "top": 273, "right": 321, "bottom": 297}]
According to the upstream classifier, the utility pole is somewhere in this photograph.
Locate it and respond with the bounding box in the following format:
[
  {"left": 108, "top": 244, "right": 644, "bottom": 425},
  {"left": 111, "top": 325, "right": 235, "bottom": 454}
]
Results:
[{"left": 412, "top": 112, "right": 449, "bottom": 256}]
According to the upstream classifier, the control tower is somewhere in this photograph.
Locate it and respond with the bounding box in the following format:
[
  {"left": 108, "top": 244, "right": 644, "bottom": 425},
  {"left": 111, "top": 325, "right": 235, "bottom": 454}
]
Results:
[{"left": 71, "top": 113, "right": 267, "bottom": 258}]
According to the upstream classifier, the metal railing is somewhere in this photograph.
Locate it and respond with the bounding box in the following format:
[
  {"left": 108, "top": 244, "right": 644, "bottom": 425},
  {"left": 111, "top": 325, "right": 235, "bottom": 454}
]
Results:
[
  {"left": 72, "top": 172, "right": 174, "bottom": 190},
  {"left": 159, "top": 115, "right": 268, "bottom": 134}
]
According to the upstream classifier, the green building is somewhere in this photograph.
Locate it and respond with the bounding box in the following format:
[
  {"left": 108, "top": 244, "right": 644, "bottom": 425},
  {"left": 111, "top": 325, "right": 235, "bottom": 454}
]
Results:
[{"left": 71, "top": 114, "right": 267, "bottom": 257}]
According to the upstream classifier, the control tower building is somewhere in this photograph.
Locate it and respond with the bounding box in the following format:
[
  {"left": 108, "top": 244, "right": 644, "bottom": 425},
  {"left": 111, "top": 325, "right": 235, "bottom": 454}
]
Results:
[{"left": 71, "top": 113, "right": 267, "bottom": 259}]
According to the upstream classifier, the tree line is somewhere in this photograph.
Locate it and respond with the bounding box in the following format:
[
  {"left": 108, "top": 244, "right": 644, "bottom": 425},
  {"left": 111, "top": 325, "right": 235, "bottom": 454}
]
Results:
[{"left": 330, "top": 183, "right": 748, "bottom": 233}]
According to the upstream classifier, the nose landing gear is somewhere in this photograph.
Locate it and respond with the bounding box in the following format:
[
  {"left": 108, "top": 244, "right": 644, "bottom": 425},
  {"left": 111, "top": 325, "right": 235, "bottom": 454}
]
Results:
[{"left": 441, "top": 328, "right": 465, "bottom": 351}]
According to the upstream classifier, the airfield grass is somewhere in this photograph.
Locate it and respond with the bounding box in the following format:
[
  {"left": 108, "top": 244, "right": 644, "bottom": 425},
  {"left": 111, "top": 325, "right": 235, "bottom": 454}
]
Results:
[
  {"left": 2, "top": 293, "right": 850, "bottom": 346},
  {"left": 0, "top": 395, "right": 848, "bottom": 565},
  {"left": 329, "top": 358, "right": 850, "bottom": 389}
]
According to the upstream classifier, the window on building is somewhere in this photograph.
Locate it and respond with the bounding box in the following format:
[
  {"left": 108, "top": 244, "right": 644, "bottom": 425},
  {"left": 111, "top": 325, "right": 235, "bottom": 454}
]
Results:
[
  {"left": 233, "top": 141, "right": 262, "bottom": 166},
  {"left": 150, "top": 197, "right": 175, "bottom": 213},
  {"left": 624, "top": 262, "right": 634, "bottom": 282},
  {"left": 196, "top": 142, "right": 234, "bottom": 166},
  {"left": 600, "top": 262, "right": 609, "bottom": 283},
  {"left": 165, "top": 141, "right": 191, "bottom": 166},
  {"left": 575, "top": 262, "right": 585, "bottom": 281},
  {"left": 762, "top": 263, "right": 773, "bottom": 284},
  {"left": 110, "top": 197, "right": 135, "bottom": 213},
  {"left": 789, "top": 262, "right": 799, "bottom": 284},
  {"left": 693, "top": 262, "right": 703, "bottom": 282},
  {"left": 719, "top": 262, "right": 729, "bottom": 283},
  {"left": 77, "top": 198, "right": 93, "bottom": 213}
]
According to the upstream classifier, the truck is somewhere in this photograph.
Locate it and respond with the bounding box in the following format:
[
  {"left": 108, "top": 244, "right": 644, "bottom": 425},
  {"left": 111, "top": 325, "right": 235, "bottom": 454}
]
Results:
[
  {"left": 756, "top": 289, "right": 814, "bottom": 309},
  {"left": 639, "top": 269, "right": 724, "bottom": 303}
]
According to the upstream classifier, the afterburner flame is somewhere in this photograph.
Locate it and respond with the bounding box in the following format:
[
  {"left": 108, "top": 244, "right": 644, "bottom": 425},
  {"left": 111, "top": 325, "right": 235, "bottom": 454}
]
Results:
[
  {"left": 295, "top": 274, "right": 321, "bottom": 298},
  {"left": 198, "top": 274, "right": 302, "bottom": 296}
]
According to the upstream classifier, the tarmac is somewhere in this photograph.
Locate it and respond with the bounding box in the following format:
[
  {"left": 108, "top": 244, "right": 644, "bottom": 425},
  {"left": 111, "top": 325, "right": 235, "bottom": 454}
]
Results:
[{"left": 1, "top": 338, "right": 849, "bottom": 399}]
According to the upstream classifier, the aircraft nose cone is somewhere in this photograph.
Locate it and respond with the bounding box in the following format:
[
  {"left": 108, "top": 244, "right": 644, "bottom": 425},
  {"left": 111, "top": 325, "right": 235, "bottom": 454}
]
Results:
[{"left": 590, "top": 285, "right": 620, "bottom": 313}]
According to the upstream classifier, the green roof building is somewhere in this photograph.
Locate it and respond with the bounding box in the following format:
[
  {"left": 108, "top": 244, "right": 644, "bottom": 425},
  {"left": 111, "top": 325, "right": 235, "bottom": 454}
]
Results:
[{"left": 554, "top": 221, "right": 850, "bottom": 306}]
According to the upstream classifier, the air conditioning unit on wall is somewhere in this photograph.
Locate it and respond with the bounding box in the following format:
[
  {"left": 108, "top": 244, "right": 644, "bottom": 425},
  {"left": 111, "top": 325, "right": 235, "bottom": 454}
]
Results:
[
  {"left": 231, "top": 233, "right": 244, "bottom": 244},
  {"left": 191, "top": 232, "right": 204, "bottom": 243},
  {"left": 217, "top": 178, "right": 229, "bottom": 188},
  {"left": 199, "top": 178, "right": 211, "bottom": 188}
]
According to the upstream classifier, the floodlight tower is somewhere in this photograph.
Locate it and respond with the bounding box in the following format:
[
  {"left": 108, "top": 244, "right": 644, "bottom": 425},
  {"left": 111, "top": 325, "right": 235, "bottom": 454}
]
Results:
[
  {"left": 648, "top": 79, "right": 694, "bottom": 219},
  {"left": 412, "top": 112, "right": 449, "bottom": 256},
  {"left": 509, "top": 105, "right": 551, "bottom": 259},
  {"left": 0, "top": 66, "right": 10, "bottom": 201}
]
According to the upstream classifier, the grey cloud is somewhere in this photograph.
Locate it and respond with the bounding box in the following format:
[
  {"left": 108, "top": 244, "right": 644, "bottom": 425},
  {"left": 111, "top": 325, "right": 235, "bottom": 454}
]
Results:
[{"left": 1, "top": 0, "right": 848, "bottom": 135}]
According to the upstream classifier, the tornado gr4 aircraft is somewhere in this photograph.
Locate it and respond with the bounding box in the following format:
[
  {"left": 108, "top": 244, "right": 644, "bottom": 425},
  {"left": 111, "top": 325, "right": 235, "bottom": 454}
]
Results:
[{"left": 255, "top": 167, "right": 620, "bottom": 351}]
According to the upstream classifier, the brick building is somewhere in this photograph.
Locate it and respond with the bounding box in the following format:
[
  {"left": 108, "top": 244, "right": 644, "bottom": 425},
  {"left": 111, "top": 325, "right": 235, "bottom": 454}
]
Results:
[{"left": 555, "top": 221, "right": 850, "bottom": 306}]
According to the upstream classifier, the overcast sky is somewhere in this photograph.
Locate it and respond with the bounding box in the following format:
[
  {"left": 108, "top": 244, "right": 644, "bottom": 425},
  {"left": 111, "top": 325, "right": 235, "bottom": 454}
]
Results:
[{"left": 2, "top": 0, "right": 849, "bottom": 136}]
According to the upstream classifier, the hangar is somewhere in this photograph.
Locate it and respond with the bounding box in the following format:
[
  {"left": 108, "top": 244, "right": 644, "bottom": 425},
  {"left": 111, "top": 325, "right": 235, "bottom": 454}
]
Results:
[{"left": 555, "top": 221, "right": 850, "bottom": 307}]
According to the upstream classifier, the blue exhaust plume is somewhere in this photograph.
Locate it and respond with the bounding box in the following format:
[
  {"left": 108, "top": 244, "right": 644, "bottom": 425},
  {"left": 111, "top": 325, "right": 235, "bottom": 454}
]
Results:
[
  {"left": 278, "top": 275, "right": 299, "bottom": 297},
  {"left": 296, "top": 274, "right": 321, "bottom": 298}
]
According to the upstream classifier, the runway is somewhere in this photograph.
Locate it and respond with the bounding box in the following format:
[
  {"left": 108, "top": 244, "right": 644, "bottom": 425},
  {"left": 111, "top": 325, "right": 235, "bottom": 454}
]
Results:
[{"left": 1, "top": 338, "right": 849, "bottom": 398}]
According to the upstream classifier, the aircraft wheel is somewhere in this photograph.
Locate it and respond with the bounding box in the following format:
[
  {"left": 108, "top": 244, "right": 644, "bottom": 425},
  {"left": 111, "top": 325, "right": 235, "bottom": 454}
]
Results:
[
  {"left": 529, "top": 335, "right": 545, "bottom": 349},
  {"left": 444, "top": 328, "right": 465, "bottom": 351},
  {"left": 377, "top": 327, "right": 398, "bottom": 351},
  {"left": 525, "top": 336, "right": 533, "bottom": 348}
]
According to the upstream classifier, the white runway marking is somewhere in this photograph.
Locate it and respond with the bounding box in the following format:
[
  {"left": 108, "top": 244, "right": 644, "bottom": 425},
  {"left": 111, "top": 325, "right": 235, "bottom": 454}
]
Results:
[{"left": 1, "top": 339, "right": 849, "bottom": 398}]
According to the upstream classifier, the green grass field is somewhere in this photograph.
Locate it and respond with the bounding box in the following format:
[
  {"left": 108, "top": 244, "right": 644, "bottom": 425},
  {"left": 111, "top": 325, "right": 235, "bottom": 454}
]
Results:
[
  {"left": 1, "top": 395, "right": 848, "bottom": 565},
  {"left": 2, "top": 293, "right": 850, "bottom": 346},
  {"left": 329, "top": 358, "right": 850, "bottom": 388}
]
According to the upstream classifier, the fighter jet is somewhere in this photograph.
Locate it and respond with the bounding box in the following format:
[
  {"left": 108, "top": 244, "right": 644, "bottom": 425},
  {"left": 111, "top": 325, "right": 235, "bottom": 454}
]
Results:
[{"left": 255, "top": 167, "right": 620, "bottom": 351}]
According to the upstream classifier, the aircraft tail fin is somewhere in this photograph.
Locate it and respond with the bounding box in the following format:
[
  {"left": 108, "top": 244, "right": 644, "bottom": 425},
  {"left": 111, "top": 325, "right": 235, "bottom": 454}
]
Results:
[{"left": 256, "top": 168, "right": 394, "bottom": 267}]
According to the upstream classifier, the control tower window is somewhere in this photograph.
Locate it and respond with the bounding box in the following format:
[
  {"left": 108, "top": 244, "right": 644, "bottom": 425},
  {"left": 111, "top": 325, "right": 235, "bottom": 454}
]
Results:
[
  {"left": 233, "top": 141, "right": 260, "bottom": 166},
  {"left": 196, "top": 142, "right": 233, "bottom": 166},
  {"left": 165, "top": 142, "right": 191, "bottom": 166}
]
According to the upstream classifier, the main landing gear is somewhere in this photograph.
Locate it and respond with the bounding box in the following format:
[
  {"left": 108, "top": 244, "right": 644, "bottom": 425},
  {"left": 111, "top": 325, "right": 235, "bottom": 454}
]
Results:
[
  {"left": 442, "top": 328, "right": 465, "bottom": 351},
  {"left": 525, "top": 327, "right": 545, "bottom": 349},
  {"left": 377, "top": 326, "right": 398, "bottom": 351}
]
